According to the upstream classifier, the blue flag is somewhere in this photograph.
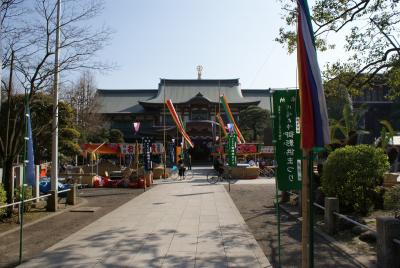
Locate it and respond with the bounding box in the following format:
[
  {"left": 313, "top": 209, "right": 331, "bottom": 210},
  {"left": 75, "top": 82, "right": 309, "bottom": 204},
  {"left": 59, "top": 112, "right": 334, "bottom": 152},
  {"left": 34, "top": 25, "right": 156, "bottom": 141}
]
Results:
[{"left": 26, "top": 108, "right": 36, "bottom": 186}]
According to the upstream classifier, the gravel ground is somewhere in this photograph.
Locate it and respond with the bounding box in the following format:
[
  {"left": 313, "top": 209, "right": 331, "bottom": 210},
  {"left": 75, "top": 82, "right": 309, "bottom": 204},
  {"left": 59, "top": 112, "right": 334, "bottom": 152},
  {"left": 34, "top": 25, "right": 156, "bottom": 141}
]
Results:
[
  {"left": 0, "top": 187, "right": 146, "bottom": 268},
  {"left": 226, "top": 184, "right": 363, "bottom": 268}
]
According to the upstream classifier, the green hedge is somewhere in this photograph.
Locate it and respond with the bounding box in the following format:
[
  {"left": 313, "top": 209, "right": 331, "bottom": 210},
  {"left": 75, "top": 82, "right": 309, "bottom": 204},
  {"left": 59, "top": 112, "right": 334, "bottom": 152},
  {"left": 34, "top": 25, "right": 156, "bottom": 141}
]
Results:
[
  {"left": 0, "top": 184, "right": 6, "bottom": 218},
  {"left": 321, "top": 145, "right": 389, "bottom": 215},
  {"left": 14, "top": 186, "right": 33, "bottom": 212}
]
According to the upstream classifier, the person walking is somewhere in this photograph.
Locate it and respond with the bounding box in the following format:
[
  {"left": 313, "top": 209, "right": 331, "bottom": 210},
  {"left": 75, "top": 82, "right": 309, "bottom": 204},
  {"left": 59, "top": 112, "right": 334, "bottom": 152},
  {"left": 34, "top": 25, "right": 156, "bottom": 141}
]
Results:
[{"left": 178, "top": 155, "right": 186, "bottom": 180}]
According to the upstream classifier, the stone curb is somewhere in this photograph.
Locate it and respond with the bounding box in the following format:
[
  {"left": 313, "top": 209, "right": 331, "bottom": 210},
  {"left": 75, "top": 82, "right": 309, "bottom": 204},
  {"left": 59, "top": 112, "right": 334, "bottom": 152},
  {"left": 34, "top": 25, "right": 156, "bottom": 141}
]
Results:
[{"left": 278, "top": 202, "right": 376, "bottom": 268}]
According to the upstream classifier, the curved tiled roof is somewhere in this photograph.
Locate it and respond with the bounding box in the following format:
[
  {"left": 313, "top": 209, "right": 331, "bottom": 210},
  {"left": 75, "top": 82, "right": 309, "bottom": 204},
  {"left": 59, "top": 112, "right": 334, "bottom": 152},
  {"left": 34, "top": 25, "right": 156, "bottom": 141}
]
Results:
[
  {"left": 95, "top": 79, "right": 272, "bottom": 114},
  {"left": 141, "top": 79, "right": 257, "bottom": 104},
  {"left": 96, "top": 89, "right": 157, "bottom": 114}
]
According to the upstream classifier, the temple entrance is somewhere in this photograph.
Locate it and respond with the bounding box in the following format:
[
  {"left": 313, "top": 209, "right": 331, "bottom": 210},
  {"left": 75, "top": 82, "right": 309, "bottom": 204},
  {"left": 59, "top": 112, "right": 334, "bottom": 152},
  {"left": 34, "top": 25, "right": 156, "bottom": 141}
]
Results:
[
  {"left": 189, "top": 139, "right": 213, "bottom": 163},
  {"left": 185, "top": 120, "right": 218, "bottom": 164}
]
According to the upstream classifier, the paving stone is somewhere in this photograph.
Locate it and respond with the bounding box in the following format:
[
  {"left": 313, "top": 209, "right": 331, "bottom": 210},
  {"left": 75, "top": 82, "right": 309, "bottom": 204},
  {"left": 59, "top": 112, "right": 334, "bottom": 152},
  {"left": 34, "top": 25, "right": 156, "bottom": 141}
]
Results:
[
  {"left": 18, "top": 169, "right": 270, "bottom": 268},
  {"left": 162, "top": 252, "right": 195, "bottom": 268},
  {"left": 195, "top": 252, "right": 228, "bottom": 268}
]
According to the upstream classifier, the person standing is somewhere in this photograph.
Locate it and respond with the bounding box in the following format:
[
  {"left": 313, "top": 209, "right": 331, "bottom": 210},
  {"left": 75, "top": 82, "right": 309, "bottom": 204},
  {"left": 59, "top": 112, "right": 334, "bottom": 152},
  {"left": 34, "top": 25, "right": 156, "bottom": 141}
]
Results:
[{"left": 188, "top": 154, "right": 192, "bottom": 170}]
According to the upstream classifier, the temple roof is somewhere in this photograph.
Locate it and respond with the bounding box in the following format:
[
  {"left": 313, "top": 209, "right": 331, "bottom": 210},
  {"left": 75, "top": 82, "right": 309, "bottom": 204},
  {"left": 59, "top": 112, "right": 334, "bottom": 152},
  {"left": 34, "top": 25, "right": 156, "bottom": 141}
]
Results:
[
  {"left": 140, "top": 79, "right": 257, "bottom": 105},
  {"left": 96, "top": 89, "right": 157, "bottom": 114},
  {"left": 95, "top": 80, "right": 272, "bottom": 114}
]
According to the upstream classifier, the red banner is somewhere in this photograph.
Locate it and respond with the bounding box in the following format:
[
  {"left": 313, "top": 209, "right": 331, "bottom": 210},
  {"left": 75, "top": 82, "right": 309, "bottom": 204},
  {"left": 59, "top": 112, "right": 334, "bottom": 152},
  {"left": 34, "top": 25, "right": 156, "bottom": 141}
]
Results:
[
  {"left": 166, "top": 99, "right": 194, "bottom": 148},
  {"left": 236, "top": 144, "right": 257, "bottom": 154}
]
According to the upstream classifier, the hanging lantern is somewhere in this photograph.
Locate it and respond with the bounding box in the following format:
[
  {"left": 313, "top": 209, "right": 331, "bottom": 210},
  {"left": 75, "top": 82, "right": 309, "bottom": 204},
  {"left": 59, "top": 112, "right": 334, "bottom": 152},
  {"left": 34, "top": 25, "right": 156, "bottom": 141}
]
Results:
[{"left": 133, "top": 122, "right": 141, "bottom": 133}]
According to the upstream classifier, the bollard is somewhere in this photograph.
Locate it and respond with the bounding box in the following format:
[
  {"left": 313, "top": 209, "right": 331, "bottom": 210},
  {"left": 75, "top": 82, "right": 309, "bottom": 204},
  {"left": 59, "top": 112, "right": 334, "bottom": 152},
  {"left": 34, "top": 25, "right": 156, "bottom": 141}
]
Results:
[
  {"left": 324, "top": 197, "right": 339, "bottom": 235},
  {"left": 11, "top": 167, "right": 15, "bottom": 201},
  {"left": 146, "top": 171, "right": 153, "bottom": 187},
  {"left": 67, "top": 184, "right": 77, "bottom": 205},
  {"left": 376, "top": 216, "right": 400, "bottom": 268},
  {"left": 47, "top": 190, "right": 57, "bottom": 212},
  {"left": 17, "top": 165, "right": 23, "bottom": 187}
]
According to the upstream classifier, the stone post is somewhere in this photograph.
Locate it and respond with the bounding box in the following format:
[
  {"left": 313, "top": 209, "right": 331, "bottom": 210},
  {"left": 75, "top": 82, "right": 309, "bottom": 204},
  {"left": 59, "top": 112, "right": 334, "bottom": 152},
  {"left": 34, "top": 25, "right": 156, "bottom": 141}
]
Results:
[
  {"left": 16, "top": 165, "right": 23, "bottom": 187},
  {"left": 324, "top": 197, "right": 339, "bottom": 235},
  {"left": 376, "top": 216, "right": 400, "bottom": 268},
  {"left": 145, "top": 171, "right": 153, "bottom": 187},
  {"left": 67, "top": 184, "right": 77, "bottom": 205},
  {"left": 33, "top": 165, "right": 40, "bottom": 199},
  {"left": 11, "top": 166, "right": 15, "bottom": 201},
  {"left": 47, "top": 190, "right": 57, "bottom": 212}
]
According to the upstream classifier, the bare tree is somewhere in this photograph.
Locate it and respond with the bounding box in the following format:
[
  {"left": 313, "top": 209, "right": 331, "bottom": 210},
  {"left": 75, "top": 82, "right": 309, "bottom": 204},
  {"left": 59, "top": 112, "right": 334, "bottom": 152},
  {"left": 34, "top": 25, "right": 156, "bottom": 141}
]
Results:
[
  {"left": 63, "top": 70, "right": 105, "bottom": 143},
  {"left": 0, "top": 0, "right": 24, "bottom": 109},
  {"left": 0, "top": 0, "right": 112, "bottom": 208}
]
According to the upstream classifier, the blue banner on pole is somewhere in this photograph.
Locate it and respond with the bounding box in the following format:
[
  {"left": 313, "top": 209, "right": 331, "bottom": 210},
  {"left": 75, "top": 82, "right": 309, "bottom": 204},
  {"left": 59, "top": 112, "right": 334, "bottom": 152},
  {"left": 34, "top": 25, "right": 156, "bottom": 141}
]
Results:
[{"left": 26, "top": 109, "right": 35, "bottom": 186}]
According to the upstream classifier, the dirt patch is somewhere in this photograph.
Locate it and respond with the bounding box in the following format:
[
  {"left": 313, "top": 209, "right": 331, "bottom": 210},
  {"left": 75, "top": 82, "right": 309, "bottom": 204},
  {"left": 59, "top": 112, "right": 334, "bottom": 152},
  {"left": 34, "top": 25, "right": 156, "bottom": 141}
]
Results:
[
  {"left": 226, "top": 184, "right": 363, "bottom": 268},
  {"left": 0, "top": 187, "right": 147, "bottom": 268},
  {"left": 0, "top": 199, "right": 70, "bottom": 234}
]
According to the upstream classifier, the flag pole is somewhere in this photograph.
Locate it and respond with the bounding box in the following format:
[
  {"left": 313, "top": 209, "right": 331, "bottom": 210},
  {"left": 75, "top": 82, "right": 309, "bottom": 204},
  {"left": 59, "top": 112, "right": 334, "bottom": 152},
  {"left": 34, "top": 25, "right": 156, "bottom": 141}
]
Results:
[
  {"left": 309, "top": 150, "right": 315, "bottom": 268},
  {"left": 269, "top": 89, "right": 281, "bottom": 267},
  {"left": 218, "top": 80, "right": 221, "bottom": 154},
  {"left": 19, "top": 89, "right": 29, "bottom": 264},
  {"left": 301, "top": 149, "right": 310, "bottom": 268},
  {"left": 297, "top": 0, "right": 329, "bottom": 266},
  {"left": 163, "top": 79, "right": 166, "bottom": 179}
]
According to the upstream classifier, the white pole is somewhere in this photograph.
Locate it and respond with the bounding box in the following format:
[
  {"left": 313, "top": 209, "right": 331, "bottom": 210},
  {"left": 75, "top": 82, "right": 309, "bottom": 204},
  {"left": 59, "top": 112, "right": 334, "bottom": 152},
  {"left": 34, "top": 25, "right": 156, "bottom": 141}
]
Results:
[
  {"left": 35, "top": 165, "right": 40, "bottom": 199},
  {"left": 51, "top": 0, "right": 61, "bottom": 195}
]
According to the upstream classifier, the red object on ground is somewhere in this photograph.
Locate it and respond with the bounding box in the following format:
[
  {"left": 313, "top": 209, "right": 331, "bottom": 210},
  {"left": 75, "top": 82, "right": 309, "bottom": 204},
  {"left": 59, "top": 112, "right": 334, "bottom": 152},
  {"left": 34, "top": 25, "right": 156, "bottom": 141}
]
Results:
[
  {"left": 137, "top": 178, "right": 145, "bottom": 188},
  {"left": 93, "top": 176, "right": 104, "bottom": 188},
  {"left": 102, "top": 176, "right": 110, "bottom": 187},
  {"left": 128, "top": 182, "right": 139, "bottom": 188}
]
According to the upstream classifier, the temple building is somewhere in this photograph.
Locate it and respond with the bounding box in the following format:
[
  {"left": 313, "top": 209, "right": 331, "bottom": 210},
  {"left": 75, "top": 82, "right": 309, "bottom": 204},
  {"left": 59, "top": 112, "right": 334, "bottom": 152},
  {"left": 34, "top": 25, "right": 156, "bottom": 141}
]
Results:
[{"left": 96, "top": 78, "right": 271, "bottom": 162}]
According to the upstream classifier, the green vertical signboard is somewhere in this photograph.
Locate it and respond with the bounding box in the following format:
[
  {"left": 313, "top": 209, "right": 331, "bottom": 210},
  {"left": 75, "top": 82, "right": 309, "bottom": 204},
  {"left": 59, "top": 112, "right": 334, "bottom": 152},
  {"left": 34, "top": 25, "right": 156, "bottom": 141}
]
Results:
[
  {"left": 273, "top": 90, "right": 302, "bottom": 191},
  {"left": 227, "top": 133, "right": 237, "bottom": 167}
]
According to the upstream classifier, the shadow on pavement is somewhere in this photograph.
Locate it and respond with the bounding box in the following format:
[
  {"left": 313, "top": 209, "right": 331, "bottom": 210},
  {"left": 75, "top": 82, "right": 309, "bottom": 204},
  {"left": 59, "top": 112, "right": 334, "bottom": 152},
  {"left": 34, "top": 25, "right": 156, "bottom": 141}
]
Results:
[{"left": 19, "top": 223, "right": 264, "bottom": 267}]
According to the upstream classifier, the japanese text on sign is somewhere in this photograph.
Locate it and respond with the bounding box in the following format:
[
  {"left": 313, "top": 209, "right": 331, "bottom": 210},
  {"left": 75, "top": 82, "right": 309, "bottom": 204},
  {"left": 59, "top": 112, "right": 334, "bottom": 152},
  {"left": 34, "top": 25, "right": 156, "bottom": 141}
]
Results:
[
  {"left": 227, "top": 133, "right": 237, "bottom": 167},
  {"left": 273, "top": 90, "right": 302, "bottom": 191}
]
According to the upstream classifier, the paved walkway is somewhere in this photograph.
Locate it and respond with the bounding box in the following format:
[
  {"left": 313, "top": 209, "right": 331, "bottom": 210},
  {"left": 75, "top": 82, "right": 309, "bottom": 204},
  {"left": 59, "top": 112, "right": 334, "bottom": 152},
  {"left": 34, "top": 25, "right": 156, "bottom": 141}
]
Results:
[{"left": 19, "top": 168, "right": 272, "bottom": 268}]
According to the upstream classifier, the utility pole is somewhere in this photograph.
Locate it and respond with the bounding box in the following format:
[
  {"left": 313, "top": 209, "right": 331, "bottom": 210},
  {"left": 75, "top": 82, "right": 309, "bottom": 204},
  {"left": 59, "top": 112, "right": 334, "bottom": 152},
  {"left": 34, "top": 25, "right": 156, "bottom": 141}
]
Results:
[{"left": 51, "top": 0, "right": 61, "bottom": 208}]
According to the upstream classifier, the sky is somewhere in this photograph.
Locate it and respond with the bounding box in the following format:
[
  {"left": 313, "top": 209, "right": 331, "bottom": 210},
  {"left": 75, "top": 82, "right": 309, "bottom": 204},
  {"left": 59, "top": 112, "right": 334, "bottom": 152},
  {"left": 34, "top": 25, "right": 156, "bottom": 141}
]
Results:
[{"left": 92, "top": 0, "right": 345, "bottom": 90}]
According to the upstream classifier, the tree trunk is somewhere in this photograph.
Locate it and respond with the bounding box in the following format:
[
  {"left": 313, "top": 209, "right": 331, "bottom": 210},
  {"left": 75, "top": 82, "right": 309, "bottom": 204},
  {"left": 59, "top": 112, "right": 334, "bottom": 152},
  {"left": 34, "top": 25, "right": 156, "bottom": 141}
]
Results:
[{"left": 2, "top": 157, "right": 14, "bottom": 216}]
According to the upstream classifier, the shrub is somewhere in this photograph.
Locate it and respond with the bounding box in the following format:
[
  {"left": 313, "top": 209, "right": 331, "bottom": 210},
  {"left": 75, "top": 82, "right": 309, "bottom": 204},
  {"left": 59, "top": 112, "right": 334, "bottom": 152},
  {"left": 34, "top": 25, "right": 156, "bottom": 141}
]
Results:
[
  {"left": 14, "top": 186, "right": 33, "bottom": 212},
  {"left": 0, "top": 184, "right": 6, "bottom": 218},
  {"left": 384, "top": 185, "right": 400, "bottom": 218},
  {"left": 321, "top": 145, "right": 389, "bottom": 215}
]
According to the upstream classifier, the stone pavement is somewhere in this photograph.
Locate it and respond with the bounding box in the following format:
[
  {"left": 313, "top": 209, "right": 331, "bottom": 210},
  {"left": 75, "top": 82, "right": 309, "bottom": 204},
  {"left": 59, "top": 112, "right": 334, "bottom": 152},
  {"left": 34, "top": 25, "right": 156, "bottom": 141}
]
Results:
[{"left": 19, "top": 168, "right": 272, "bottom": 268}]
